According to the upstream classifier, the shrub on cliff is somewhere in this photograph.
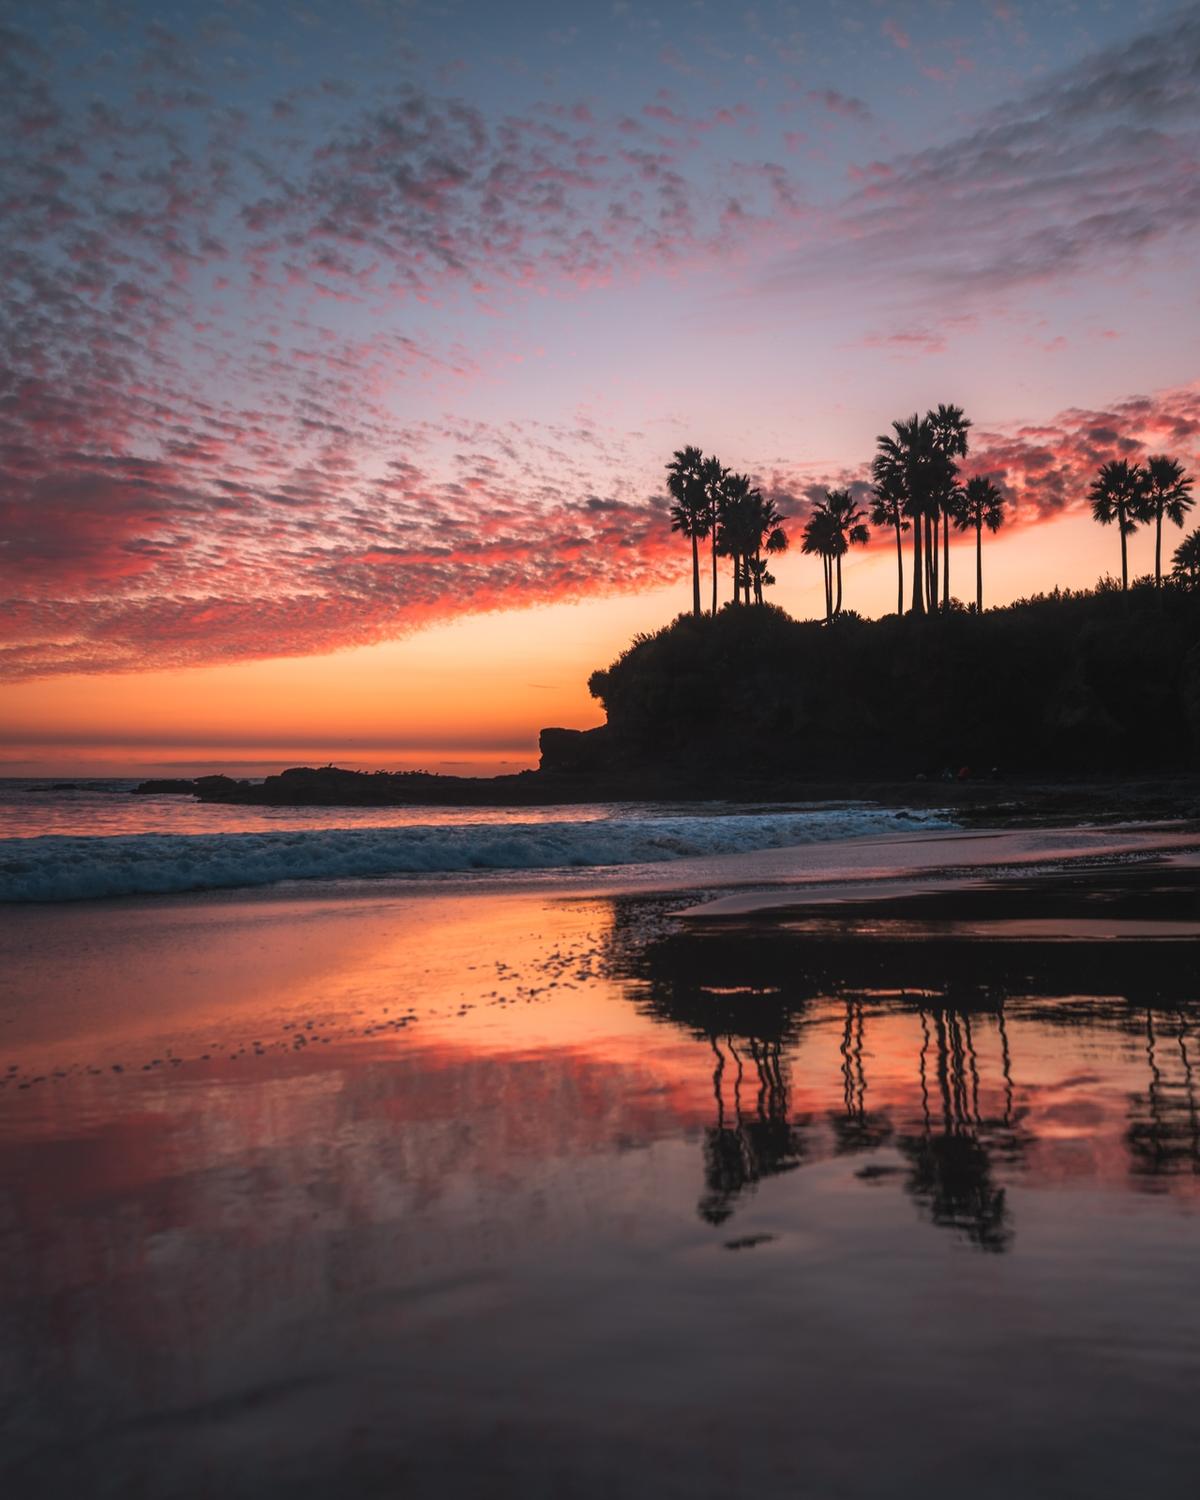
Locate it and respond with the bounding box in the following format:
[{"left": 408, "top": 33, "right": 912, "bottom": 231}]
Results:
[{"left": 587, "top": 589, "right": 1200, "bottom": 776}]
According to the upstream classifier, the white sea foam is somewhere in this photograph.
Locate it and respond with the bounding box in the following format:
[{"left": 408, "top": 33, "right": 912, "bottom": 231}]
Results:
[{"left": 0, "top": 806, "right": 953, "bottom": 902}]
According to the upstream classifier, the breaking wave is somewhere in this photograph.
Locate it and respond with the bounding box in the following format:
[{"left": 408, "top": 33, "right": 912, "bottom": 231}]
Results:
[{"left": 0, "top": 806, "right": 952, "bottom": 902}]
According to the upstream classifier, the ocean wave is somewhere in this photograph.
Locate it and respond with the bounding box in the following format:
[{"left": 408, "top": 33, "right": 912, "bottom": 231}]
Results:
[{"left": 0, "top": 807, "right": 952, "bottom": 902}]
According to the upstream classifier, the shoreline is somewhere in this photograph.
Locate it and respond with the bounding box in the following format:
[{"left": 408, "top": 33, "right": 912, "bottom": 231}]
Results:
[{"left": 3, "top": 817, "right": 1198, "bottom": 912}]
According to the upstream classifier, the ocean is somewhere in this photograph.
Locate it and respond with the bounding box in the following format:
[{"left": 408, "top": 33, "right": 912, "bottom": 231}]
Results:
[{"left": 0, "top": 779, "right": 954, "bottom": 901}]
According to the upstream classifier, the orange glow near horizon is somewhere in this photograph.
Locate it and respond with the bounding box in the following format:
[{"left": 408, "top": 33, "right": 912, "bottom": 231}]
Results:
[{"left": 0, "top": 509, "right": 1169, "bottom": 776}]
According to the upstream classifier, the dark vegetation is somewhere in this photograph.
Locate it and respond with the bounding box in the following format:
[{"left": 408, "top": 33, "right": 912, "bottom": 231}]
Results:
[{"left": 584, "top": 585, "right": 1200, "bottom": 779}]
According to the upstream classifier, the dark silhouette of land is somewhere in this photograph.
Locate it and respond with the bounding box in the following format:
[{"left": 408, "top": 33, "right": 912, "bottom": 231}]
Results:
[
  {"left": 165, "top": 580, "right": 1200, "bottom": 809},
  {"left": 135, "top": 414, "right": 1200, "bottom": 810}
]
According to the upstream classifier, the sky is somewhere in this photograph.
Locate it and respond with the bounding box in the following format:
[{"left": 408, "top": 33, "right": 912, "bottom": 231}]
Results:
[{"left": 2, "top": 0, "right": 1199, "bottom": 774}]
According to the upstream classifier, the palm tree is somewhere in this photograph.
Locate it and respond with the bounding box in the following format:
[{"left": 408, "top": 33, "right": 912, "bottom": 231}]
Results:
[
  {"left": 700, "top": 453, "right": 728, "bottom": 614},
  {"left": 761, "top": 521, "right": 789, "bottom": 603},
  {"left": 801, "top": 506, "right": 840, "bottom": 622},
  {"left": 929, "top": 403, "right": 972, "bottom": 609},
  {"left": 824, "top": 488, "right": 870, "bottom": 615},
  {"left": 717, "top": 472, "right": 754, "bottom": 604},
  {"left": 745, "top": 555, "right": 777, "bottom": 604},
  {"left": 666, "top": 445, "right": 709, "bottom": 617},
  {"left": 873, "top": 414, "right": 950, "bottom": 615},
  {"left": 954, "top": 476, "right": 1006, "bottom": 613},
  {"left": 803, "top": 491, "right": 868, "bottom": 619},
  {"left": 870, "top": 471, "right": 909, "bottom": 616},
  {"left": 1089, "top": 459, "right": 1148, "bottom": 592},
  {"left": 1172, "top": 528, "right": 1200, "bottom": 588},
  {"left": 717, "top": 476, "right": 787, "bottom": 604},
  {"left": 1143, "top": 455, "right": 1195, "bottom": 586}
]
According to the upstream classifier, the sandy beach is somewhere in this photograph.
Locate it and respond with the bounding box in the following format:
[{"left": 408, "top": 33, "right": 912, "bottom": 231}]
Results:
[{"left": 2, "top": 820, "right": 1199, "bottom": 1496}]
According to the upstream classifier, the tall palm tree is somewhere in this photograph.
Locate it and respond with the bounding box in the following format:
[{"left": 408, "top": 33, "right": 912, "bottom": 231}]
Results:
[
  {"left": 801, "top": 506, "right": 840, "bottom": 621},
  {"left": 1089, "top": 459, "right": 1148, "bottom": 592},
  {"left": 1143, "top": 455, "right": 1195, "bottom": 586},
  {"left": 954, "top": 475, "right": 1006, "bottom": 613},
  {"left": 1172, "top": 528, "right": 1200, "bottom": 588},
  {"left": 929, "top": 403, "right": 972, "bottom": 609},
  {"left": 717, "top": 476, "right": 787, "bottom": 605},
  {"left": 873, "top": 414, "right": 949, "bottom": 615},
  {"left": 823, "top": 488, "right": 870, "bottom": 615},
  {"left": 717, "top": 472, "right": 754, "bottom": 604},
  {"left": 761, "top": 521, "right": 789, "bottom": 603},
  {"left": 870, "top": 471, "right": 909, "bottom": 616},
  {"left": 666, "top": 445, "right": 708, "bottom": 617},
  {"left": 700, "top": 453, "right": 728, "bottom": 614}
]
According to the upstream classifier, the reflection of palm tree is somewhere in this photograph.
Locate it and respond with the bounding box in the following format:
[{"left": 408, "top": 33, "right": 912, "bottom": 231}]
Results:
[
  {"left": 830, "top": 999, "right": 893, "bottom": 1154},
  {"left": 897, "top": 1007, "right": 1013, "bottom": 1252},
  {"left": 1126, "top": 1008, "right": 1200, "bottom": 1181},
  {"left": 699, "top": 1035, "right": 806, "bottom": 1224}
]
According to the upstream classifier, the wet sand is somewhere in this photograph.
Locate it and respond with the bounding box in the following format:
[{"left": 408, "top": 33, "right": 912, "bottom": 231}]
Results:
[{"left": 2, "top": 824, "right": 1199, "bottom": 1497}]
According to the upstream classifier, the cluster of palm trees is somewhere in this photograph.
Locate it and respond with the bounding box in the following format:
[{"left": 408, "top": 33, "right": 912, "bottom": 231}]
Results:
[
  {"left": 667, "top": 408, "right": 1197, "bottom": 620},
  {"left": 667, "top": 446, "right": 789, "bottom": 614},
  {"left": 1089, "top": 456, "right": 1195, "bottom": 590}
]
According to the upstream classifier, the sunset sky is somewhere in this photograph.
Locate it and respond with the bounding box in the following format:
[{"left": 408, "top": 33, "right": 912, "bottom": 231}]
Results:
[{"left": 3, "top": 0, "right": 1199, "bottom": 774}]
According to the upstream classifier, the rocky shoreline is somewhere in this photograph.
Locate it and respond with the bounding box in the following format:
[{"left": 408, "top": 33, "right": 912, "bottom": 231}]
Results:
[{"left": 131, "top": 759, "right": 1200, "bottom": 828}]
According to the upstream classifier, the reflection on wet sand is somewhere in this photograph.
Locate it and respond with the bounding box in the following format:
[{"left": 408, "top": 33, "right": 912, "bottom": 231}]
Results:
[
  {"left": 1, "top": 872, "right": 1199, "bottom": 1496},
  {"left": 616, "top": 888, "right": 1200, "bottom": 1252}
]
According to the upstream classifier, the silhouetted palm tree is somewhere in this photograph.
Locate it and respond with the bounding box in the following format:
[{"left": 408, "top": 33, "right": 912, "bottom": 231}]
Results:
[
  {"left": 873, "top": 414, "right": 952, "bottom": 615},
  {"left": 1089, "top": 459, "right": 1148, "bottom": 592},
  {"left": 1172, "top": 528, "right": 1200, "bottom": 588},
  {"left": 954, "top": 475, "right": 1006, "bottom": 612},
  {"left": 761, "top": 521, "right": 788, "bottom": 603},
  {"left": 929, "top": 404, "right": 972, "bottom": 608},
  {"left": 717, "top": 476, "right": 787, "bottom": 604},
  {"left": 801, "top": 506, "right": 840, "bottom": 622},
  {"left": 1143, "top": 455, "right": 1195, "bottom": 587},
  {"left": 824, "top": 488, "right": 871, "bottom": 615},
  {"left": 700, "top": 453, "right": 728, "bottom": 614},
  {"left": 745, "top": 554, "right": 776, "bottom": 604},
  {"left": 667, "top": 445, "right": 709, "bottom": 617},
  {"left": 870, "top": 471, "right": 909, "bottom": 616}
]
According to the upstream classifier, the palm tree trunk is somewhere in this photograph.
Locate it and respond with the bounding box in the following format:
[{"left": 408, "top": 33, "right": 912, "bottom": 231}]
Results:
[
  {"left": 943, "top": 511, "right": 950, "bottom": 607},
  {"left": 1119, "top": 504, "right": 1128, "bottom": 590},
  {"left": 835, "top": 551, "right": 843, "bottom": 616},
  {"left": 894, "top": 521, "right": 903, "bottom": 615},
  {"left": 691, "top": 532, "right": 701, "bottom": 617},
  {"left": 976, "top": 519, "right": 982, "bottom": 613},
  {"left": 910, "top": 513, "right": 924, "bottom": 614},
  {"left": 711, "top": 531, "right": 718, "bottom": 614},
  {"left": 1155, "top": 507, "right": 1163, "bottom": 587}
]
